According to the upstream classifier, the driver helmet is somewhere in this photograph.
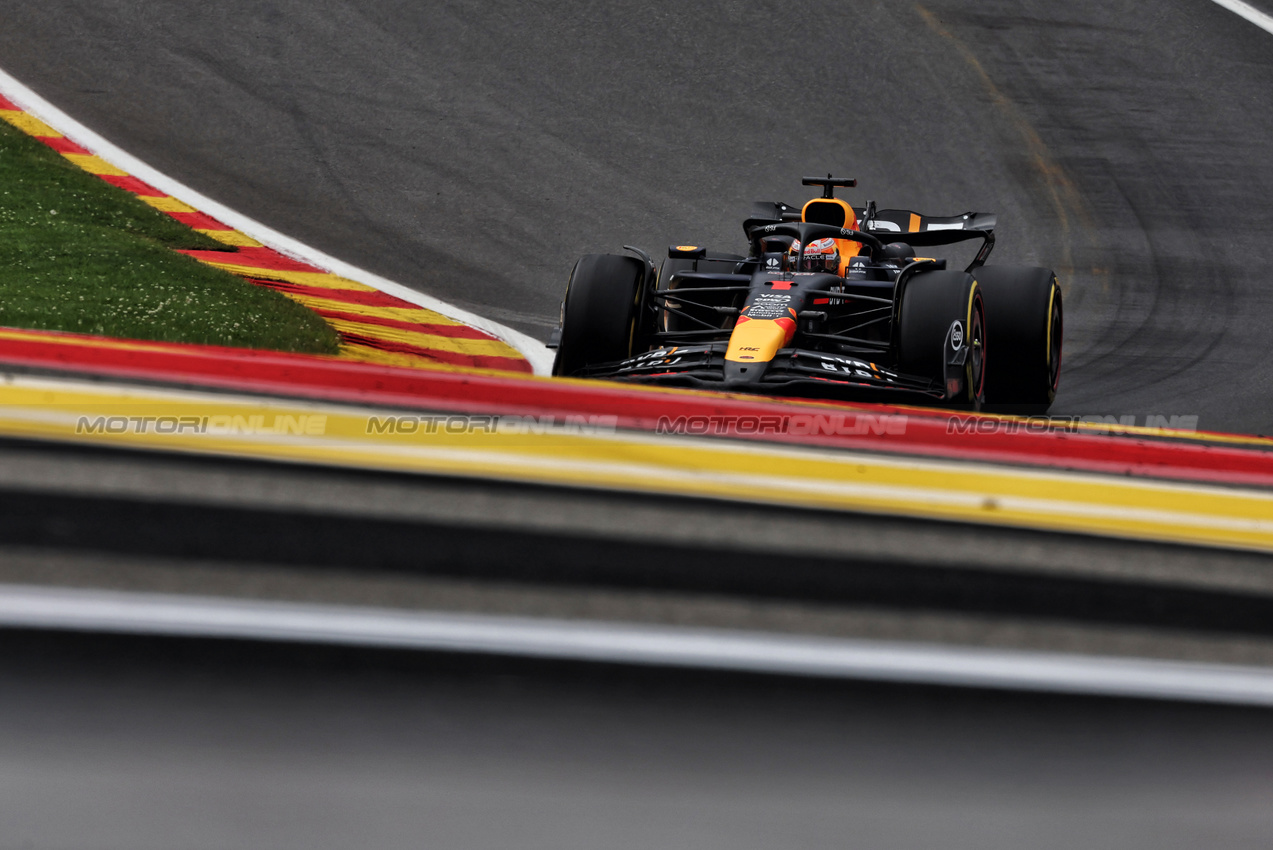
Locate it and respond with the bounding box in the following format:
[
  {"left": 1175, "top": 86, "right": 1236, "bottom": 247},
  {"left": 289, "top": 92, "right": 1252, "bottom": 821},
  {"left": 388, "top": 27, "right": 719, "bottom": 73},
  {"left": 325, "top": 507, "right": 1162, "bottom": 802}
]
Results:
[{"left": 789, "top": 237, "right": 841, "bottom": 274}]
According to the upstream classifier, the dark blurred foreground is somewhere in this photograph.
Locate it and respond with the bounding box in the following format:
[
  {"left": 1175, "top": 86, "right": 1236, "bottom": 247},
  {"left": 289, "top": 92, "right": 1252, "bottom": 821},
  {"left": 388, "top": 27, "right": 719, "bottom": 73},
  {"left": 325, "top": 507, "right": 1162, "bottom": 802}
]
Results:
[{"left": 2, "top": 629, "right": 1272, "bottom": 850}]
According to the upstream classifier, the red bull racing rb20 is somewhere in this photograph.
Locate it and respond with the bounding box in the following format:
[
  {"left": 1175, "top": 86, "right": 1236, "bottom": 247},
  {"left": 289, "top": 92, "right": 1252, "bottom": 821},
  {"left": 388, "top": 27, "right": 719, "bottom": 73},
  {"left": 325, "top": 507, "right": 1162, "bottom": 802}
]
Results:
[{"left": 550, "top": 176, "right": 1063, "bottom": 412}]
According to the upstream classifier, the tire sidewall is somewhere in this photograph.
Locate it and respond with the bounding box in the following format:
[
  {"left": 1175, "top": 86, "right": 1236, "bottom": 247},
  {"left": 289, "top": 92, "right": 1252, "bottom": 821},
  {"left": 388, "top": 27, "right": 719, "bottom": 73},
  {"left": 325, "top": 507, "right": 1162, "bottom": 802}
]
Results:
[
  {"left": 553, "top": 254, "right": 646, "bottom": 376},
  {"left": 897, "top": 270, "right": 984, "bottom": 407},
  {"left": 974, "top": 265, "right": 1062, "bottom": 409}
]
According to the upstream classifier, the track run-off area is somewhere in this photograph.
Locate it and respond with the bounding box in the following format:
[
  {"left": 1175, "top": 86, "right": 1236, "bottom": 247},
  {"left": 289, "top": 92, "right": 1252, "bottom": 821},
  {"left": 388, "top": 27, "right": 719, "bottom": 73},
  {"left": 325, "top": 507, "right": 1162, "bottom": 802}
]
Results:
[{"left": 2, "top": 1, "right": 1273, "bottom": 848}]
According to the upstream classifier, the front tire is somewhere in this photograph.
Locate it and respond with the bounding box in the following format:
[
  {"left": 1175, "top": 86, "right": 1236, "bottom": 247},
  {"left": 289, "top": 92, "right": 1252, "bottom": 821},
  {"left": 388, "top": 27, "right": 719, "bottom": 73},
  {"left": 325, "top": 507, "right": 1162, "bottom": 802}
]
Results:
[
  {"left": 897, "top": 270, "right": 985, "bottom": 408},
  {"left": 974, "top": 265, "right": 1062, "bottom": 411},
  {"left": 552, "top": 254, "right": 646, "bottom": 377}
]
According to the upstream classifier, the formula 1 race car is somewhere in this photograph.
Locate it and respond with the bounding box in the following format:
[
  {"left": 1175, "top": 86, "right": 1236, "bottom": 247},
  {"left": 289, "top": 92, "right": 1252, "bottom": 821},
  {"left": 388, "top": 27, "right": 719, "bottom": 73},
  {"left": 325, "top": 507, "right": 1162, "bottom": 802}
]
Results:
[{"left": 549, "top": 176, "right": 1063, "bottom": 411}]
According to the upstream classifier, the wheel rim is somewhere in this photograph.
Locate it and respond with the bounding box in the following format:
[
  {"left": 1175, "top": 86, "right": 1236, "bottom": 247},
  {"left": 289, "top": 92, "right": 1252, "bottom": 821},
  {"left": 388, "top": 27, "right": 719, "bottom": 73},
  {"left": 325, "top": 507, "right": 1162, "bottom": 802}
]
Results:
[{"left": 968, "top": 292, "right": 986, "bottom": 404}]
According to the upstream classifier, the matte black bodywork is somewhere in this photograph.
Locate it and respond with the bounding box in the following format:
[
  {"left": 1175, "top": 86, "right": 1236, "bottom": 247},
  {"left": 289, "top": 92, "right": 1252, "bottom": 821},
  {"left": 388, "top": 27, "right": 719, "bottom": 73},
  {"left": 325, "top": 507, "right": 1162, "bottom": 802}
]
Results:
[{"left": 553, "top": 194, "right": 1000, "bottom": 403}]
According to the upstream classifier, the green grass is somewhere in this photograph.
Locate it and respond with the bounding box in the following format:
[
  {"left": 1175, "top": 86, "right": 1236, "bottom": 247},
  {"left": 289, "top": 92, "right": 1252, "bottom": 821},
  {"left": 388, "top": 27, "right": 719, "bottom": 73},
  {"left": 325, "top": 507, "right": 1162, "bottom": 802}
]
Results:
[{"left": 0, "top": 118, "right": 340, "bottom": 353}]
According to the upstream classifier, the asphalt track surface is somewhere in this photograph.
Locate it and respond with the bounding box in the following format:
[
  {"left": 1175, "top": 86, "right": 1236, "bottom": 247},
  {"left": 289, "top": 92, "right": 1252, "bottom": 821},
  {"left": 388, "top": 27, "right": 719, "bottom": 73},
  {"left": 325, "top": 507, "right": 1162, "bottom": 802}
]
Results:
[
  {"left": 2, "top": 0, "right": 1273, "bottom": 431},
  {"left": 3, "top": 3, "right": 1273, "bottom": 847}
]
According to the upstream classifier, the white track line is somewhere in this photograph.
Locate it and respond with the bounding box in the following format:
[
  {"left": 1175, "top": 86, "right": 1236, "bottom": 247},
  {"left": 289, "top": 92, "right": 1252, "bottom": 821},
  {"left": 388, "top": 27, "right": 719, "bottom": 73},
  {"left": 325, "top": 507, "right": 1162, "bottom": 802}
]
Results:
[
  {"left": 3, "top": 583, "right": 1273, "bottom": 707},
  {"left": 1210, "top": 0, "right": 1273, "bottom": 34},
  {"left": 0, "top": 66, "right": 555, "bottom": 375}
]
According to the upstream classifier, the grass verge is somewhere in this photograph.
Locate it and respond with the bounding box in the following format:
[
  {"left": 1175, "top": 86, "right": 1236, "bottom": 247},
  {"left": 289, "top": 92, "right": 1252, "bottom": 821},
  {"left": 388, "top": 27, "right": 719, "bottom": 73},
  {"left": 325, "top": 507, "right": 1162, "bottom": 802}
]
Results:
[{"left": 0, "top": 118, "right": 339, "bottom": 353}]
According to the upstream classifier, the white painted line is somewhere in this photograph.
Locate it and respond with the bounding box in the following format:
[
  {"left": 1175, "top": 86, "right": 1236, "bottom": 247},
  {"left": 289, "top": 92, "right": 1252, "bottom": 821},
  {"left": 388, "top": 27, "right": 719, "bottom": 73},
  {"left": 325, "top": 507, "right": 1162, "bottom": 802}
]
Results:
[
  {"left": 0, "top": 66, "right": 555, "bottom": 375},
  {"left": 3, "top": 583, "right": 1273, "bottom": 707},
  {"left": 1209, "top": 0, "right": 1273, "bottom": 35}
]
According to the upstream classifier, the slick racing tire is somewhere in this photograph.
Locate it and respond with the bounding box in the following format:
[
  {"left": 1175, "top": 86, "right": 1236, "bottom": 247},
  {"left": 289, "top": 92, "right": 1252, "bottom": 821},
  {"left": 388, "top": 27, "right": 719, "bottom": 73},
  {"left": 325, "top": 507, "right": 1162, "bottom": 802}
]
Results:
[
  {"left": 552, "top": 253, "right": 646, "bottom": 377},
  {"left": 974, "top": 265, "right": 1062, "bottom": 412},
  {"left": 897, "top": 270, "right": 985, "bottom": 409}
]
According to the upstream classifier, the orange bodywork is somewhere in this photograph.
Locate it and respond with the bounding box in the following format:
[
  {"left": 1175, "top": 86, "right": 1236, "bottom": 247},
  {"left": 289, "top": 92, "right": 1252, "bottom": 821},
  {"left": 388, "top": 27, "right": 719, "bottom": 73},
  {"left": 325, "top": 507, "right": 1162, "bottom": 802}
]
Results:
[
  {"left": 800, "top": 197, "right": 863, "bottom": 276},
  {"left": 725, "top": 314, "right": 797, "bottom": 363}
]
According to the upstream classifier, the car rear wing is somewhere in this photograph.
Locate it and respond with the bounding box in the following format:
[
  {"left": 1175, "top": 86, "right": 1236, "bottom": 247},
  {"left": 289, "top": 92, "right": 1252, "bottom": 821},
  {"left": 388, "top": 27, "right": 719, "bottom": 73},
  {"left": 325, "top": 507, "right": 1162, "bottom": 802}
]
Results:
[
  {"left": 744, "top": 203, "right": 997, "bottom": 270},
  {"left": 859, "top": 209, "right": 995, "bottom": 237},
  {"left": 859, "top": 209, "right": 996, "bottom": 269}
]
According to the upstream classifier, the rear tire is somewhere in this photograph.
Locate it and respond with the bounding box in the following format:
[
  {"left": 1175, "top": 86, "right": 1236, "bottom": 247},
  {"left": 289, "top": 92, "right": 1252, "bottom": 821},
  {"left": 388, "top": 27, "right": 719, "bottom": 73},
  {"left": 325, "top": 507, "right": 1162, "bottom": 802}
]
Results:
[
  {"left": 897, "top": 270, "right": 985, "bottom": 408},
  {"left": 552, "top": 254, "right": 646, "bottom": 377},
  {"left": 975, "top": 265, "right": 1062, "bottom": 412}
]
